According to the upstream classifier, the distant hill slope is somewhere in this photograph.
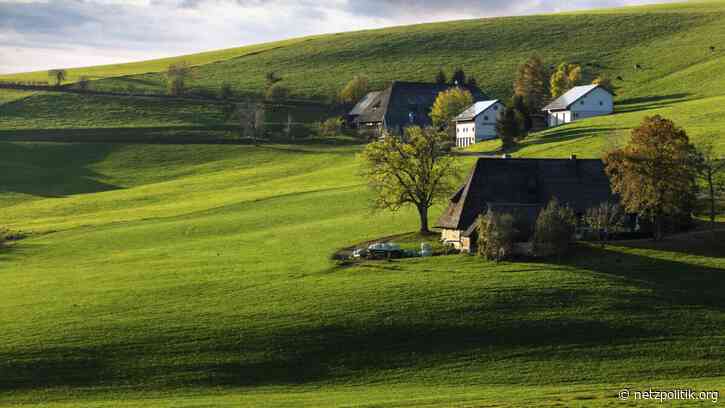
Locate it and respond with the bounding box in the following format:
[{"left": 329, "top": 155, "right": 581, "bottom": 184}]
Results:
[{"left": 1, "top": 1, "right": 725, "bottom": 152}]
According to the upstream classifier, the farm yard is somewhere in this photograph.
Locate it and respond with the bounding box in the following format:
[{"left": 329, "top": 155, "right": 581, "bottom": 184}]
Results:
[{"left": 1, "top": 1, "right": 725, "bottom": 407}]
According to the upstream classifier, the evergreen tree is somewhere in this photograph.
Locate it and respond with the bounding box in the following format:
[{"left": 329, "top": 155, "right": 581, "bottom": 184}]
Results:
[
  {"left": 435, "top": 69, "right": 447, "bottom": 85},
  {"left": 512, "top": 94, "right": 532, "bottom": 132},
  {"left": 496, "top": 106, "right": 521, "bottom": 149},
  {"left": 451, "top": 68, "right": 466, "bottom": 86}
]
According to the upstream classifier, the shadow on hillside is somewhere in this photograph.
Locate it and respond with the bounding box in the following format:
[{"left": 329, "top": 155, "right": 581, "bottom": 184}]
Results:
[
  {"left": 0, "top": 142, "right": 120, "bottom": 197},
  {"left": 611, "top": 228, "right": 725, "bottom": 259},
  {"left": 564, "top": 244, "right": 725, "bottom": 309},
  {"left": 615, "top": 93, "right": 690, "bottom": 113},
  {"left": 0, "top": 313, "right": 666, "bottom": 391}
]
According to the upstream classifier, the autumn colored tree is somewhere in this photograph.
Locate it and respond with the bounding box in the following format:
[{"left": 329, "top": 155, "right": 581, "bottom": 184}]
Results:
[
  {"left": 604, "top": 115, "right": 699, "bottom": 240},
  {"left": 550, "top": 63, "right": 582, "bottom": 99},
  {"left": 430, "top": 87, "right": 473, "bottom": 129},
  {"left": 513, "top": 56, "right": 550, "bottom": 112},
  {"left": 592, "top": 74, "right": 615, "bottom": 95},
  {"left": 338, "top": 75, "right": 370, "bottom": 105},
  {"left": 361, "top": 126, "right": 458, "bottom": 233}
]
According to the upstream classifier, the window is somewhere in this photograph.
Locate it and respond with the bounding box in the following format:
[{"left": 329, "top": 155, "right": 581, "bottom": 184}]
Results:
[
  {"left": 483, "top": 116, "right": 489, "bottom": 121},
  {"left": 599, "top": 101, "right": 604, "bottom": 106},
  {"left": 580, "top": 100, "right": 585, "bottom": 105}
]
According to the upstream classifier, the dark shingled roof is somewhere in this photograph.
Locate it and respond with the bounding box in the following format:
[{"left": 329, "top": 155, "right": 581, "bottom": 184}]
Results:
[
  {"left": 353, "top": 81, "right": 487, "bottom": 131},
  {"left": 436, "top": 157, "right": 615, "bottom": 231}
]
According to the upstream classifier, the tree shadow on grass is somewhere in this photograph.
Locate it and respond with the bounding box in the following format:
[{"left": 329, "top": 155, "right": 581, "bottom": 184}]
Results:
[
  {"left": 0, "top": 142, "right": 120, "bottom": 198},
  {"left": 0, "top": 315, "right": 667, "bottom": 391},
  {"left": 563, "top": 244, "right": 725, "bottom": 310},
  {"left": 615, "top": 93, "right": 690, "bottom": 113}
]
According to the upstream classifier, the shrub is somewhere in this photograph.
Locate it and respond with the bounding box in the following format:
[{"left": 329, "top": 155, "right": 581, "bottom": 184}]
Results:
[
  {"left": 338, "top": 75, "right": 369, "bottom": 105},
  {"left": 584, "top": 202, "right": 624, "bottom": 246},
  {"left": 533, "top": 198, "right": 577, "bottom": 257},
  {"left": 265, "top": 83, "right": 290, "bottom": 101},
  {"left": 318, "top": 117, "right": 345, "bottom": 138},
  {"left": 477, "top": 211, "right": 518, "bottom": 261},
  {"left": 219, "top": 82, "right": 234, "bottom": 100}
]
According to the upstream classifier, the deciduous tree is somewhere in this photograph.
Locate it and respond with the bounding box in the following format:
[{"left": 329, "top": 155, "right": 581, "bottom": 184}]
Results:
[
  {"left": 477, "top": 211, "right": 518, "bottom": 261},
  {"left": 338, "top": 75, "right": 369, "bottom": 105},
  {"left": 166, "top": 61, "right": 192, "bottom": 96},
  {"left": 533, "top": 198, "right": 577, "bottom": 256},
  {"left": 550, "top": 63, "right": 582, "bottom": 99},
  {"left": 603, "top": 115, "right": 699, "bottom": 240},
  {"left": 592, "top": 74, "right": 615, "bottom": 95},
  {"left": 584, "top": 202, "right": 625, "bottom": 247},
  {"left": 430, "top": 87, "right": 473, "bottom": 130},
  {"left": 48, "top": 69, "right": 67, "bottom": 87},
  {"left": 513, "top": 56, "right": 550, "bottom": 112},
  {"left": 361, "top": 126, "right": 458, "bottom": 233},
  {"left": 695, "top": 139, "right": 725, "bottom": 230}
]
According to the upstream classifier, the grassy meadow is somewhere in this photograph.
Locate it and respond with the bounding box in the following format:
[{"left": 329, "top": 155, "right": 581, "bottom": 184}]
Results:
[
  {"left": 1, "top": 1, "right": 725, "bottom": 406},
  {"left": 1, "top": 142, "right": 724, "bottom": 407}
]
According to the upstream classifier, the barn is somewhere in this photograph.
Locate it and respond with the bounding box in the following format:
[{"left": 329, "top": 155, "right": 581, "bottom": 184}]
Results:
[{"left": 436, "top": 156, "right": 616, "bottom": 252}]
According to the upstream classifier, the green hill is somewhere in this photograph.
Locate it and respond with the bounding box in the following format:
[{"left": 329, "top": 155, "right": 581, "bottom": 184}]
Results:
[
  {"left": 2, "top": 1, "right": 725, "bottom": 152},
  {"left": 1, "top": 142, "right": 724, "bottom": 407},
  {"left": 2, "top": 2, "right": 725, "bottom": 406}
]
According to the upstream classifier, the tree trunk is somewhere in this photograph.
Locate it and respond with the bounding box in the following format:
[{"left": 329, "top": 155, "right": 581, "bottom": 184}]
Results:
[
  {"left": 709, "top": 175, "right": 716, "bottom": 231},
  {"left": 654, "top": 214, "right": 664, "bottom": 241},
  {"left": 417, "top": 205, "right": 430, "bottom": 234}
]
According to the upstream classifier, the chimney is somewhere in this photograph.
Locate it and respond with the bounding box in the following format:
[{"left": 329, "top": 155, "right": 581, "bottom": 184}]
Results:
[
  {"left": 570, "top": 154, "right": 577, "bottom": 160},
  {"left": 502, "top": 154, "right": 512, "bottom": 159}
]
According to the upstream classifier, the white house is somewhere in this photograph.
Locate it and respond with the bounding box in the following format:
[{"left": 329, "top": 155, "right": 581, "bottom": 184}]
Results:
[
  {"left": 542, "top": 84, "right": 613, "bottom": 127},
  {"left": 454, "top": 100, "right": 505, "bottom": 148}
]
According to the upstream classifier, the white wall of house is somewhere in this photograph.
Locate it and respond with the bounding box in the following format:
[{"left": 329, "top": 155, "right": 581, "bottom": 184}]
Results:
[
  {"left": 455, "top": 102, "right": 504, "bottom": 148},
  {"left": 547, "top": 87, "right": 613, "bottom": 127}
]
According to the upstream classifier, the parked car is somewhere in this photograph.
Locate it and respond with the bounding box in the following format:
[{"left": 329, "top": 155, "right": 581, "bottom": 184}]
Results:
[{"left": 367, "top": 242, "right": 403, "bottom": 259}]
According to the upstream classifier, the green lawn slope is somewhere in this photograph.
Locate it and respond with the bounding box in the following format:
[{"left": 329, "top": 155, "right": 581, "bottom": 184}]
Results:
[
  {"left": 1, "top": 142, "right": 724, "bottom": 407},
  {"left": 2, "top": 2, "right": 725, "bottom": 406}
]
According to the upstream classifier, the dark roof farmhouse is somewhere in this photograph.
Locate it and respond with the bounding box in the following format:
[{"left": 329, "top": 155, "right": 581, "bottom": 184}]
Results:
[
  {"left": 348, "top": 81, "right": 487, "bottom": 132},
  {"left": 437, "top": 157, "right": 616, "bottom": 252}
]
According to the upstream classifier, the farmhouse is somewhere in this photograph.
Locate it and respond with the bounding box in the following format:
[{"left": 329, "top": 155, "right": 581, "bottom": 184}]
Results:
[
  {"left": 436, "top": 156, "right": 615, "bottom": 252},
  {"left": 454, "top": 100, "right": 505, "bottom": 148},
  {"left": 542, "top": 84, "right": 614, "bottom": 127},
  {"left": 349, "top": 81, "right": 487, "bottom": 134}
]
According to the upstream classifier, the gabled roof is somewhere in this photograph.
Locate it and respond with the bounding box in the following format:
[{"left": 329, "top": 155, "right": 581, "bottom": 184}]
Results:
[
  {"left": 436, "top": 157, "right": 614, "bottom": 230},
  {"left": 349, "top": 91, "right": 382, "bottom": 116},
  {"left": 543, "top": 84, "right": 610, "bottom": 111},
  {"left": 353, "top": 81, "right": 488, "bottom": 130},
  {"left": 454, "top": 100, "right": 501, "bottom": 122}
]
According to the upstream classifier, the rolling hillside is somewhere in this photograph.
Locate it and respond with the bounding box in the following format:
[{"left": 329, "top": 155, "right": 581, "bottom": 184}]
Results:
[
  {"left": 2, "top": 1, "right": 725, "bottom": 153},
  {"left": 1, "top": 1, "right": 725, "bottom": 407}
]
